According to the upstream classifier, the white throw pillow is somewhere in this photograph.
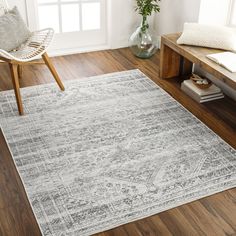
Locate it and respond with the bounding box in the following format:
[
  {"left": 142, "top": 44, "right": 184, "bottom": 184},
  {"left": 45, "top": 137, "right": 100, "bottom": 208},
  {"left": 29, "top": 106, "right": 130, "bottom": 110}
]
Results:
[
  {"left": 0, "top": 8, "right": 5, "bottom": 16},
  {"left": 177, "top": 23, "right": 236, "bottom": 51},
  {"left": 0, "top": 6, "right": 31, "bottom": 52}
]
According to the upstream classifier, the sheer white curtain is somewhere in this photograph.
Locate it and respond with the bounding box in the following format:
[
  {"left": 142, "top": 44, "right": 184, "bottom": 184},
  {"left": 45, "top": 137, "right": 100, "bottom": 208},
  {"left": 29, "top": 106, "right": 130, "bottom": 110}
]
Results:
[
  {"left": 198, "top": 0, "right": 234, "bottom": 26},
  {"left": 229, "top": 0, "right": 236, "bottom": 26}
]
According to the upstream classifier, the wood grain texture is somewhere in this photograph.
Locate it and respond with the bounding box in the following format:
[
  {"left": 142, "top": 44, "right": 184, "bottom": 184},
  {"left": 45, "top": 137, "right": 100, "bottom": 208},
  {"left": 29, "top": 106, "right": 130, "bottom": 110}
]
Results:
[
  {"left": 17, "top": 65, "right": 23, "bottom": 80},
  {"left": 160, "top": 41, "right": 181, "bottom": 79},
  {"left": 161, "top": 33, "right": 236, "bottom": 89},
  {"left": 42, "top": 52, "right": 65, "bottom": 91},
  {"left": 9, "top": 63, "right": 24, "bottom": 115},
  {"left": 0, "top": 48, "right": 235, "bottom": 236}
]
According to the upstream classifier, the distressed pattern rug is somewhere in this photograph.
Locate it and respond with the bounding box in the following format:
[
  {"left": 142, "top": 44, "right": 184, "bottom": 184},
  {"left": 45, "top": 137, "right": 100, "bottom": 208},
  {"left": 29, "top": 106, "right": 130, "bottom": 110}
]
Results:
[{"left": 0, "top": 70, "right": 235, "bottom": 236}]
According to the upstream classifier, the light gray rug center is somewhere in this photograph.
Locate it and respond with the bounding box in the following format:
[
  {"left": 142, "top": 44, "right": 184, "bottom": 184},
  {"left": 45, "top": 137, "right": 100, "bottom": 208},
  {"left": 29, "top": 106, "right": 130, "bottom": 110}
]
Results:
[{"left": 0, "top": 70, "right": 235, "bottom": 236}]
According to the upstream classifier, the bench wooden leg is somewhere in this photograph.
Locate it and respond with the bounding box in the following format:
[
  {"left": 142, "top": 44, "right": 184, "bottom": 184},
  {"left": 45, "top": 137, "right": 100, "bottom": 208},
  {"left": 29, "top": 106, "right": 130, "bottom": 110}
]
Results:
[
  {"left": 9, "top": 63, "right": 24, "bottom": 115},
  {"left": 42, "top": 52, "right": 65, "bottom": 91},
  {"left": 160, "top": 42, "right": 193, "bottom": 79},
  {"left": 180, "top": 56, "right": 193, "bottom": 76}
]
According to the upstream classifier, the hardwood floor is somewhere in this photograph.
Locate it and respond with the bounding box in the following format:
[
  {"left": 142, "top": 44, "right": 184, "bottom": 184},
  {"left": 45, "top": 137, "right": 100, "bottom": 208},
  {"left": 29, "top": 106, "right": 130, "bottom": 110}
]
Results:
[{"left": 0, "top": 48, "right": 236, "bottom": 236}]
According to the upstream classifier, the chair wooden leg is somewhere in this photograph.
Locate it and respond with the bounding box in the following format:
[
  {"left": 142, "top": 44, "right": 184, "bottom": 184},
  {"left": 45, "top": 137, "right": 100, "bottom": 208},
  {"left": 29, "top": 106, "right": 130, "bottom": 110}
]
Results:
[
  {"left": 42, "top": 52, "right": 65, "bottom": 91},
  {"left": 17, "top": 65, "right": 23, "bottom": 79},
  {"left": 9, "top": 63, "right": 24, "bottom": 115}
]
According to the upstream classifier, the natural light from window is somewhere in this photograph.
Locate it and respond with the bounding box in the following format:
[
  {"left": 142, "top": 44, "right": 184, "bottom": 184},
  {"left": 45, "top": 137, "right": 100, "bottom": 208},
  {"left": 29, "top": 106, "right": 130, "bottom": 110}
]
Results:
[{"left": 37, "top": 0, "right": 101, "bottom": 33}]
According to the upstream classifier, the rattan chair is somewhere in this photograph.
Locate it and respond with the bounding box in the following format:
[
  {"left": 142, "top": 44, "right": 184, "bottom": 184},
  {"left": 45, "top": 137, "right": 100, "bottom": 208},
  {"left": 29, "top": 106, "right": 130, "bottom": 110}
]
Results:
[{"left": 0, "top": 0, "right": 65, "bottom": 115}]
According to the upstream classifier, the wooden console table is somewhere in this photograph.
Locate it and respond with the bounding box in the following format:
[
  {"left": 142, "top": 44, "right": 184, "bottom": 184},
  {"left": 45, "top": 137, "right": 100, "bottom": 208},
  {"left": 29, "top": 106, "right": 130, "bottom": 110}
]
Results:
[{"left": 160, "top": 33, "right": 236, "bottom": 90}]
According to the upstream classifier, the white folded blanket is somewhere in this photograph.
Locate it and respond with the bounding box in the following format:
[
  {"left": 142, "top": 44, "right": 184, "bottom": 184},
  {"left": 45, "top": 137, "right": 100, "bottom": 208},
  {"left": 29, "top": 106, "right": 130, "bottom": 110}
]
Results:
[{"left": 207, "top": 52, "right": 236, "bottom": 73}]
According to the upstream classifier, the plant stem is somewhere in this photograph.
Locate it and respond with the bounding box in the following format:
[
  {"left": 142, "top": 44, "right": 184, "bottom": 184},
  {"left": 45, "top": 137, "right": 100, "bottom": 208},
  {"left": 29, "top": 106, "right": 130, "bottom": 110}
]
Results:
[{"left": 141, "top": 16, "right": 149, "bottom": 33}]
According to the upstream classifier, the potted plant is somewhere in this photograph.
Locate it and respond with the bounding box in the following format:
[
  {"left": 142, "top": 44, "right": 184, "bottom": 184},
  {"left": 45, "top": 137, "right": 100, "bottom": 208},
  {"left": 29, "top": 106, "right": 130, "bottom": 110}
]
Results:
[{"left": 129, "top": 0, "right": 161, "bottom": 59}]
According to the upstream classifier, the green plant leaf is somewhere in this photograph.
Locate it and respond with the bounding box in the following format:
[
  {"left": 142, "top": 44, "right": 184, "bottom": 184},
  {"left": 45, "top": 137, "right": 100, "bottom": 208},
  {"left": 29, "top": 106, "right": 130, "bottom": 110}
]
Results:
[{"left": 135, "top": 0, "right": 161, "bottom": 16}]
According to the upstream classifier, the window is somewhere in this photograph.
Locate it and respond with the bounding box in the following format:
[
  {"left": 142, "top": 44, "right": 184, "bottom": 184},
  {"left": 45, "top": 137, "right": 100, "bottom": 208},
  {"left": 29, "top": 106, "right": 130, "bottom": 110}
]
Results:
[
  {"left": 26, "top": 0, "right": 108, "bottom": 54},
  {"left": 37, "top": 0, "right": 101, "bottom": 33}
]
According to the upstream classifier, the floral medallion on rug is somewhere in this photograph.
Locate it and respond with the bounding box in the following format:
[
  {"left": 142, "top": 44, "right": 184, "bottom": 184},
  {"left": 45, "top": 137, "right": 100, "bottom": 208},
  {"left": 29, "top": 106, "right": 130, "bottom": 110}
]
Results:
[{"left": 0, "top": 70, "right": 235, "bottom": 236}]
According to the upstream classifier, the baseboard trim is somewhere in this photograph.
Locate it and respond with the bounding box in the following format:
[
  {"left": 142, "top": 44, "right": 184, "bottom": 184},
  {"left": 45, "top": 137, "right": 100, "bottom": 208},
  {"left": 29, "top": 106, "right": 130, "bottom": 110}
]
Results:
[
  {"left": 47, "top": 44, "right": 110, "bottom": 57},
  {"left": 47, "top": 36, "right": 161, "bottom": 57}
]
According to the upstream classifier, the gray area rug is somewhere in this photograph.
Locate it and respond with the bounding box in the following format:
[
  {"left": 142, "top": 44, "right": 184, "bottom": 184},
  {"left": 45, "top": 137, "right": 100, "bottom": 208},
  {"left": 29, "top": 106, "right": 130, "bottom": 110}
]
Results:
[{"left": 0, "top": 70, "right": 235, "bottom": 236}]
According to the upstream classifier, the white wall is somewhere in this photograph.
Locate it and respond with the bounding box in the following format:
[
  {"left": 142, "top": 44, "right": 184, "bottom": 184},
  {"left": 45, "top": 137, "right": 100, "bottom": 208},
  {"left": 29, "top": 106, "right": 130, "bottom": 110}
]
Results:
[
  {"left": 111, "top": 0, "right": 202, "bottom": 48},
  {"left": 8, "top": 0, "right": 27, "bottom": 23},
  {"left": 108, "top": 0, "right": 139, "bottom": 49},
  {"left": 155, "top": 0, "right": 201, "bottom": 36}
]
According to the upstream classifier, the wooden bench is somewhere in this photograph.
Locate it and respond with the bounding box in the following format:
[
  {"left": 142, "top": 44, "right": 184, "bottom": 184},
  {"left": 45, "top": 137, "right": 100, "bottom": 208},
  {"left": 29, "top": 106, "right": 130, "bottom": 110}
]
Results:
[{"left": 160, "top": 33, "right": 236, "bottom": 90}]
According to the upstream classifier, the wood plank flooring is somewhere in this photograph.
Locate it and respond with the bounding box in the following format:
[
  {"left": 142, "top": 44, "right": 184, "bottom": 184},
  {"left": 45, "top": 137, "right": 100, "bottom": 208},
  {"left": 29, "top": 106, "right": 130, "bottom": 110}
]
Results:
[{"left": 0, "top": 48, "right": 236, "bottom": 236}]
